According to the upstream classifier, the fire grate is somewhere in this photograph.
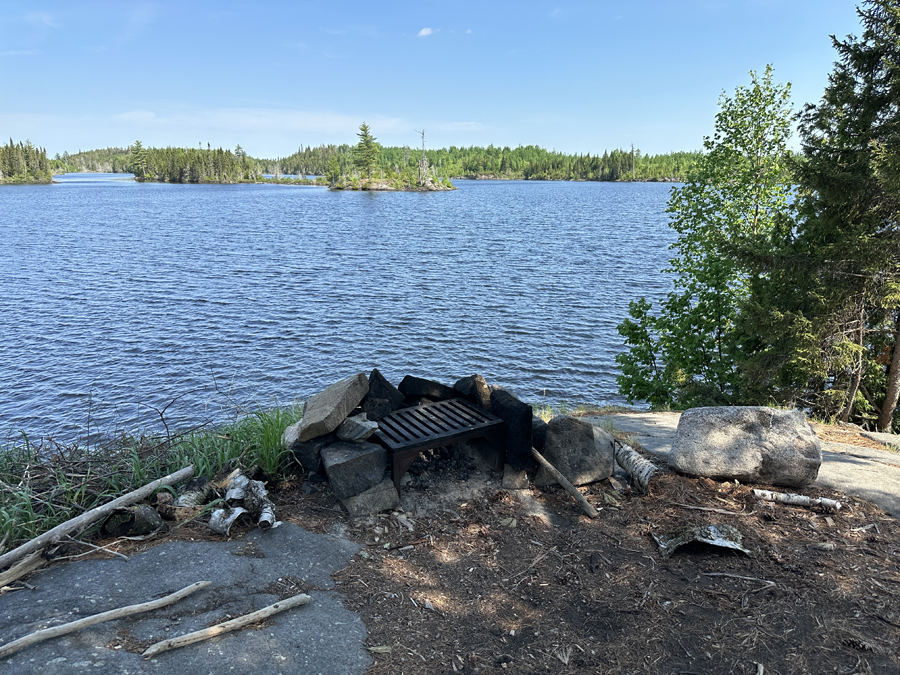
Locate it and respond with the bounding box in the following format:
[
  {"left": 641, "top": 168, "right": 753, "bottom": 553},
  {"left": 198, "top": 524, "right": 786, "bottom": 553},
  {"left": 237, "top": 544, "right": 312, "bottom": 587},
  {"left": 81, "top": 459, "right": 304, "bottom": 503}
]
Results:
[{"left": 374, "top": 398, "right": 505, "bottom": 490}]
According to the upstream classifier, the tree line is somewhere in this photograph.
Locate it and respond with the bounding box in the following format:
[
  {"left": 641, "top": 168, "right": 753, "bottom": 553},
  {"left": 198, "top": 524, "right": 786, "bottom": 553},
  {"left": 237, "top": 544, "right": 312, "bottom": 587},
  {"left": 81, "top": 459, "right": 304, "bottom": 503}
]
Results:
[
  {"left": 128, "top": 142, "right": 263, "bottom": 183},
  {"left": 264, "top": 143, "right": 699, "bottom": 182},
  {"left": 44, "top": 141, "right": 699, "bottom": 184},
  {"left": 617, "top": 0, "right": 900, "bottom": 431},
  {"left": 0, "top": 139, "right": 51, "bottom": 183}
]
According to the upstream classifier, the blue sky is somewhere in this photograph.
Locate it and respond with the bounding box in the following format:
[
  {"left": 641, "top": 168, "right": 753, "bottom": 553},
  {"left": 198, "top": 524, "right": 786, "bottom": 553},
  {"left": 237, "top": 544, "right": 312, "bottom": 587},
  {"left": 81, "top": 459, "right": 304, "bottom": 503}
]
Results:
[{"left": 1, "top": 1, "right": 865, "bottom": 159}]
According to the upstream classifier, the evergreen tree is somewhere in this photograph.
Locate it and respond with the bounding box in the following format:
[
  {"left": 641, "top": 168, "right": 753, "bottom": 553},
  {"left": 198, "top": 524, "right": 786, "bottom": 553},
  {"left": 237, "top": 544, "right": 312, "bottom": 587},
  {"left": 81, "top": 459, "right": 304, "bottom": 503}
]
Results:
[
  {"left": 353, "top": 122, "right": 379, "bottom": 178},
  {"left": 742, "top": 1, "right": 900, "bottom": 428}
]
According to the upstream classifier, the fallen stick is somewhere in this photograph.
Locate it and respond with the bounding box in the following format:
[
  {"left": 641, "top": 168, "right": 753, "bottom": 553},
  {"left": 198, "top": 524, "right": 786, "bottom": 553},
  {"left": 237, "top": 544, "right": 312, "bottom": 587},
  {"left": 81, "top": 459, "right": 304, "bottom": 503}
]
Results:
[
  {"left": 0, "top": 551, "right": 45, "bottom": 588},
  {"left": 0, "top": 580, "right": 210, "bottom": 659},
  {"left": 142, "top": 593, "right": 311, "bottom": 659},
  {"left": 753, "top": 489, "right": 842, "bottom": 511},
  {"left": 531, "top": 448, "right": 599, "bottom": 519},
  {"left": 614, "top": 441, "right": 659, "bottom": 491},
  {"left": 0, "top": 465, "right": 194, "bottom": 572}
]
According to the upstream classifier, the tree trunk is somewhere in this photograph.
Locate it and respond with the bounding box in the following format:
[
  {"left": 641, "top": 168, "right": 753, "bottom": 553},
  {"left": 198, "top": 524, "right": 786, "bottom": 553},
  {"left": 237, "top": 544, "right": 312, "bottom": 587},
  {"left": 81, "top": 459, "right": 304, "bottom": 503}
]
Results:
[
  {"left": 840, "top": 318, "right": 866, "bottom": 423},
  {"left": 878, "top": 314, "right": 900, "bottom": 431}
]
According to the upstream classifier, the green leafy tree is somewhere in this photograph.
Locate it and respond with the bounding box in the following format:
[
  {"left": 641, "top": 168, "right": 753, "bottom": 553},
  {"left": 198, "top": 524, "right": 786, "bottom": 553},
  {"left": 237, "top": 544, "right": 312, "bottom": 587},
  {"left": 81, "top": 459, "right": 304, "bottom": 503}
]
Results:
[
  {"left": 742, "top": 1, "right": 900, "bottom": 428},
  {"left": 353, "top": 122, "right": 379, "bottom": 178},
  {"left": 616, "top": 67, "right": 793, "bottom": 408}
]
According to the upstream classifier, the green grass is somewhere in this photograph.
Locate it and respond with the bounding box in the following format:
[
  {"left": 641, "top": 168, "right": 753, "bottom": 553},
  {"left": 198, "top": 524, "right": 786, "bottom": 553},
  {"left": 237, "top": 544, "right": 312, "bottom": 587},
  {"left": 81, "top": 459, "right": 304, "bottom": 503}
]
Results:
[
  {"left": 0, "top": 403, "right": 303, "bottom": 553},
  {"left": 531, "top": 402, "right": 639, "bottom": 423}
]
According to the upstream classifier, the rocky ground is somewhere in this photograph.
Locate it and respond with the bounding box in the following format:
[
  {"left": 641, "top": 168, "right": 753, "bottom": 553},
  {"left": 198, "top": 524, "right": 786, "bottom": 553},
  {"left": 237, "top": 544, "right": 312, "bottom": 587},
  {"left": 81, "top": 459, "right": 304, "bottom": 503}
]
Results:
[{"left": 20, "top": 422, "right": 900, "bottom": 675}]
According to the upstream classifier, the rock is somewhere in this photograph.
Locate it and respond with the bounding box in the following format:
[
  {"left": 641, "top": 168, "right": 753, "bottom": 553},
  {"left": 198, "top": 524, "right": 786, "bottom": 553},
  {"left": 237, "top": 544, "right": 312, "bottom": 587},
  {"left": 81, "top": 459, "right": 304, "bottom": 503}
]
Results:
[
  {"left": 502, "top": 464, "right": 529, "bottom": 490},
  {"left": 289, "top": 435, "right": 335, "bottom": 473},
  {"left": 321, "top": 441, "right": 388, "bottom": 499},
  {"left": 668, "top": 406, "right": 822, "bottom": 487},
  {"left": 340, "top": 476, "right": 400, "bottom": 518},
  {"left": 282, "top": 373, "right": 369, "bottom": 449},
  {"left": 337, "top": 413, "right": 380, "bottom": 442},
  {"left": 490, "top": 389, "right": 533, "bottom": 470},
  {"left": 454, "top": 374, "right": 493, "bottom": 411},
  {"left": 363, "top": 369, "right": 405, "bottom": 420},
  {"left": 535, "top": 416, "right": 614, "bottom": 486},
  {"left": 398, "top": 375, "right": 460, "bottom": 402},
  {"left": 532, "top": 417, "right": 548, "bottom": 452}
]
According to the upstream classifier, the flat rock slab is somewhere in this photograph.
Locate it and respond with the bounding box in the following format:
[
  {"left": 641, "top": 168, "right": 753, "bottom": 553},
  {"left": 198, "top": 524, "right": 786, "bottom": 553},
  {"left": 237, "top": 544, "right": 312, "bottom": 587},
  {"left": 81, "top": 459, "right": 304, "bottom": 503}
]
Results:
[
  {"left": 861, "top": 430, "right": 900, "bottom": 448},
  {"left": 818, "top": 442, "right": 900, "bottom": 519},
  {"left": 0, "top": 523, "right": 370, "bottom": 675},
  {"left": 592, "top": 412, "right": 681, "bottom": 457}
]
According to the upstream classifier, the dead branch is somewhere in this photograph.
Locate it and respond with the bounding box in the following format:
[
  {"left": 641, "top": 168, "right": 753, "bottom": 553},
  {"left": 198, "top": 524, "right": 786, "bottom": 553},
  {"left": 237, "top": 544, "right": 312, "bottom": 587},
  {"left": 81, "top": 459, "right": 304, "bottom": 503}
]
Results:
[
  {"left": 531, "top": 448, "right": 599, "bottom": 518},
  {"left": 614, "top": 441, "right": 660, "bottom": 491},
  {"left": 0, "top": 465, "right": 194, "bottom": 572},
  {"left": 0, "top": 551, "right": 44, "bottom": 588},
  {"left": 0, "top": 580, "right": 210, "bottom": 659},
  {"left": 142, "top": 593, "right": 311, "bottom": 659},
  {"left": 753, "top": 489, "right": 842, "bottom": 511}
]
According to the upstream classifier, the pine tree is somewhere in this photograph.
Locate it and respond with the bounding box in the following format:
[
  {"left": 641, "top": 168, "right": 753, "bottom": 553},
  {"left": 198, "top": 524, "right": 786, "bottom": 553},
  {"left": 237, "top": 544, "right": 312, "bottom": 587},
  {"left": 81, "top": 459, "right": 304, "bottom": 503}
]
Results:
[
  {"left": 353, "top": 122, "right": 379, "bottom": 178},
  {"left": 748, "top": 1, "right": 900, "bottom": 427}
]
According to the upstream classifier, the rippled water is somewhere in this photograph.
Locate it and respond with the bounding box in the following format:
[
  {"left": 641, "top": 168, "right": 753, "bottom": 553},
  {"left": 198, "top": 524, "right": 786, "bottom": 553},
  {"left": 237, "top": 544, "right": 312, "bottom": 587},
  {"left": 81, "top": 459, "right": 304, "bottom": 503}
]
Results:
[{"left": 0, "top": 175, "right": 678, "bottom": 442}]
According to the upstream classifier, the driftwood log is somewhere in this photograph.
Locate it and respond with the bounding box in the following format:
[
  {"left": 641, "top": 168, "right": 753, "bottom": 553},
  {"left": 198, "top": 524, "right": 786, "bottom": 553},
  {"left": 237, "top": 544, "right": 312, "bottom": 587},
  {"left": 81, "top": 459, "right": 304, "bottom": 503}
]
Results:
[
  {"left": 142, "top": 593, "right": 311, "bottom": 659},
  {"left": 0, "top": 581, "right": 210, "bottom": 659},
  {"left": 530, "top": 448, "right": 599, "bottom": 519},
  {"left": 0, "top": 465, "right": 194, "bottom": 572},
  {"left": 614, "top": 441, "right": 660, "bottom": 492},
  {"left": 754, "top": 489, "right": 842, "bottom": 511}
]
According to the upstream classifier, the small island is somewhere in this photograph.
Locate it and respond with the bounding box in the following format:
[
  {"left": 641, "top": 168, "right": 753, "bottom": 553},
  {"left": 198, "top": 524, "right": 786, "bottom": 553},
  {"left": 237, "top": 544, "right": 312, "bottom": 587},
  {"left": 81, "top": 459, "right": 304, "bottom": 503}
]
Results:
[{"left": 327, "top": 123, "right": 456, "bottom": 192}]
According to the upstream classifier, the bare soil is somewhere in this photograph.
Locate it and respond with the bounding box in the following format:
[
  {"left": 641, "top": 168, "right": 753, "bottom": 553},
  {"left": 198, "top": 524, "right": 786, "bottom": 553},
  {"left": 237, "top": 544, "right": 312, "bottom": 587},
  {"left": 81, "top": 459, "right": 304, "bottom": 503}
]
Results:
[{"left": 65, "top": 428, "right": 900, "bottom": 674}]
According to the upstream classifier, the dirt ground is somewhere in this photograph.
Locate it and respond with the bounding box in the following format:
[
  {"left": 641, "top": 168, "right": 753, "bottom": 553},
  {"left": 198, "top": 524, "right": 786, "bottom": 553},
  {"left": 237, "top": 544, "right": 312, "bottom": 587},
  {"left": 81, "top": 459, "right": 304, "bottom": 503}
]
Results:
[{"left": 43, "top": 425, "right": 900, "bottom": 675}]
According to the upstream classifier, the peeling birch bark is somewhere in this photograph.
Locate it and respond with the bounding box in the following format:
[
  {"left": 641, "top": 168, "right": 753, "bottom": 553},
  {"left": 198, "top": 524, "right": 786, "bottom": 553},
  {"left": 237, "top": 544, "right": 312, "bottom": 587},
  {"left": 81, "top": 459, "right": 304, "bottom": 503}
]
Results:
[
  {"left": 753, "top": 489, "right": 842, "bottom": 511},
  {"left": 614, "top": 442, "right": 660, "bottom": 492}
]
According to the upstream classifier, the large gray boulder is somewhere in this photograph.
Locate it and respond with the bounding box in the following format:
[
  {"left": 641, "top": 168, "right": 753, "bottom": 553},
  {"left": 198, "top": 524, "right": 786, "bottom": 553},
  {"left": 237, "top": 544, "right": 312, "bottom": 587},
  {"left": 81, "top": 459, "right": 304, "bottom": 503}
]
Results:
[
  {"left": 535, "top": 415, "right": 614, "bottom": 486},
  {"left": 283, "top": 373, "right": 369, "bottom": 450},
  {"left": 668, "top": 406, "right": 822, "bottom": 487},
  {"left": 321, "top": 441, "right": 387, "bottom": 499}
]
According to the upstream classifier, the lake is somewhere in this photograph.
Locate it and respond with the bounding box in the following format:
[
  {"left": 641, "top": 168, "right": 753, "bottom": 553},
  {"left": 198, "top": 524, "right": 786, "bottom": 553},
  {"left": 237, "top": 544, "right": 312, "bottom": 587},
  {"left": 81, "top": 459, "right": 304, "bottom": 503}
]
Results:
[{"left": 0, "top": 175, "right": 678, "bottom": 443}]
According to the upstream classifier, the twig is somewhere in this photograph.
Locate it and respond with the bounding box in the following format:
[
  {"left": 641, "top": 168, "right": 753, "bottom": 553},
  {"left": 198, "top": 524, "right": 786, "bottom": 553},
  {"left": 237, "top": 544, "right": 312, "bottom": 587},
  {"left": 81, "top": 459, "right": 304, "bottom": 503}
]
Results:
[
  {"left": 701, "top": 572, "right": 775, "bottom": 592},
  {"left": 0, "top": 465, "right": 194, "bottom": 572},
  {"left": 531, "top": 448, "right": 599, "bottom": 518},
  {"left": 671, "top": 502, "right": 751, "bottom": 517},
  {"left": 142, "top": 593, "right": 311, "bottom": 659},
  {"left": 62, "top": 535, "right": 129, "bottom": 561},
  {"left": 512, "top": 546, "right": 558, "bottom": 578},
  {"left": 0, "top": 581, "right": 210, "bottom": 659}
]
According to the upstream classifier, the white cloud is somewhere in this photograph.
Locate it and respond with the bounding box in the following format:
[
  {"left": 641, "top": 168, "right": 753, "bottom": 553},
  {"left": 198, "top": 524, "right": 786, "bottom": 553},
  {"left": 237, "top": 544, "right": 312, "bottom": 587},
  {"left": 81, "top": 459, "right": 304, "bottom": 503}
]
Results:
[
  {"left": 1, "top": 50, "right": 39, "bottom": 56},
  {"left": 26, "top": 12, "right": 61, "bottom": 29},
  {"left": 417, "top": 27, "right": 433, "bottom": 37}
]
